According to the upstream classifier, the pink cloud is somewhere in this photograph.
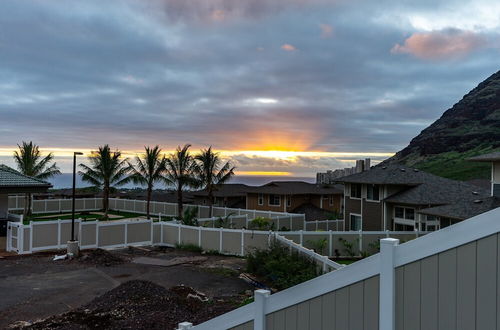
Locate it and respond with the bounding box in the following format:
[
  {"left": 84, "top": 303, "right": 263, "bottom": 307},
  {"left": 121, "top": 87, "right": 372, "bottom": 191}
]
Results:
[
  {"left": 281, "top": 44, "right": 297, "bottom": 51},
  {"left": 391, "top": 29, "right": 486, "bottom": 60},
  {"left": 320, "top": 23, "right": 333, "bottom": 38}
]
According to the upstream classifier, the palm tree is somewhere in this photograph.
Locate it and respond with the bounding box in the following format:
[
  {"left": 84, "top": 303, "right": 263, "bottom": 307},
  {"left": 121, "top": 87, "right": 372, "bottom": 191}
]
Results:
[
  {"left": 164, "top": 144, "right": 198, "bottom": 219},
  {"left": 78, "top": 145, "right": 130, "bottom": 219},
  {"left": 128, "top": 146, "right": 166, "bottom": 219},
  {"left": 13, "top": 141, "right": 61, "bottom": 216},
  {"left": 195, "top": 147, "right": 235, "bottom": 217}
]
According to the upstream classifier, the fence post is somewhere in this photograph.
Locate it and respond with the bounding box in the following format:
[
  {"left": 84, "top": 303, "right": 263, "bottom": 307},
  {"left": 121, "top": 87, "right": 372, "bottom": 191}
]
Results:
[
  {"left": 241, "top": 228, "right": 245, "bottom": 256},
  {"left": 177, "top": 322, "right": 193, "bottom": 330},
  {"left": 358, "top": 229, "right": 362, "bottom": 254},
  {"left": 299, "top": 230, "right": 303, "bottom": 245},
  {"left": 254, "top": 289, "right": 270, "bottom": 330},
  {"left": 219, "top": 227, "right": 223, "bottom": 253},
  {"left": 328, "top": 230, "right": 333, "bottom": 257},
  {"left": 57, "top": 220, "right": 61, "bottom": 249},
  {"left": 198, "top": 226, "right": 202, "bottom": 247},
  {"left": 379, "top": 238, "right": 399, "bottom": 330},
  {"left": 178, "top": 225, "right": 181, "bottom": 245}
]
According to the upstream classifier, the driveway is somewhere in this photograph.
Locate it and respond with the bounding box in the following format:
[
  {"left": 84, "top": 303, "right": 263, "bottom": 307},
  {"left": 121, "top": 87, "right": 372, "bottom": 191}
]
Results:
[{"left": 0, "top": 248, "right": 250, "bottom": 328}]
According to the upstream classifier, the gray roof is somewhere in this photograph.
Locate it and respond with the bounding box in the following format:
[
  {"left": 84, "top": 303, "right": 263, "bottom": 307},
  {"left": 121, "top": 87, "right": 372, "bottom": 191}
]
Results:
[
  {"left": 384, "top": 177, "right": 489, "bottom": 206},
  {"left": 468, "top": 151, "right": 500, "bottom": 162},
  {"left": 192, "top": 184, "right": 250, "bottom": 197},
  {"left": 418, "top": 196, "right": 500, "bottom": 220},
  {"left": 192, "top": 181, "right": 343, "bottom": 197},
  {"left": 337, "top": 164, "right": 435, "bottom": 185},
  {"left": 0, "top": 164, "right": 52, "bottom": 192},
  {"left": 246, "top": 181, "right": 344, "bottom": 195}
]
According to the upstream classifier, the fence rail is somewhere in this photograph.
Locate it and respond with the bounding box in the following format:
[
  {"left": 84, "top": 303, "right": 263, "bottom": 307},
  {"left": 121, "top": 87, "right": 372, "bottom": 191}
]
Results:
[{"left": 304, "top": 219, "right": 344, "bottom": 231}]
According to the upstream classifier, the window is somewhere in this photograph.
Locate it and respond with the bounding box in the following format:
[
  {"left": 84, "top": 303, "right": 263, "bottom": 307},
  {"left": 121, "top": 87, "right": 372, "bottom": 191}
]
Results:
[
  {"left": 350, "top": 184, "right": 362, "bottom": 198},
  {"left": 394, "top": 206, "right": 415, "bottom": 220},
  {"left": 350, "top": 214, "right": 362, "bottom": 231},
  {"left": 286, "top": 195, "right": 291, "bottom": 207},
  {"left": 269, "top": 194, "right": 280, "bottom": 206},
  {"left": 366, "top": 184, "right": 380, "bottom": 201},
  {"left": 258, "top": 194, "right": 264, "bottom": 206}
]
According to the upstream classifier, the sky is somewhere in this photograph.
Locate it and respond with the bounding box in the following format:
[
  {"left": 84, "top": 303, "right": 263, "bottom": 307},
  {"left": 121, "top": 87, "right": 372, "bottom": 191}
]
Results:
[{"left": 1, "top": 0, "right": 499, "bottom": 176}]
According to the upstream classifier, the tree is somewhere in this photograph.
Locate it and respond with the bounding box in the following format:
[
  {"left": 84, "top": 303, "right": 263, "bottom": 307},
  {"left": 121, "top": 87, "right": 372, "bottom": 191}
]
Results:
[
  {"left": 78, "top": 145, "right": 130, "bottom": 219},
  {"left": 128, "top": 146, "right": 166, "bottom": 219},
  {"left": 13, "top": 141, "right": 61, "bottom": 216},
  {"left": 164, "top": 144, "right": 198, "bottom": 219},
  {"left": 195, "top": 147, "right": 235, "bottom": 217}
]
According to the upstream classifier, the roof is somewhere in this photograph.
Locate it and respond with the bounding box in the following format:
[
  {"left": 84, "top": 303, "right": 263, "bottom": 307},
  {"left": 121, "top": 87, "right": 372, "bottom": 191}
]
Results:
[
  {"left": 192, "top": 184, "right": 250, "bottom": 197},
  {"left": 0, "top": 165, "right": 52, "bottom": 192},
  {"left": 418, "top": 196, "right": 500, "bottom": 220},
  {"left": 468, "top": 151, "right": 500, "bottom": 162},
  {"left": 384, "top": 176, "right": 489, "bottom": 206},
  {"left": 337, "top": 164, "right": 435, "bottom": 185},
  {"left": 246, "top": 181, "right": 344, "bottom": 195}
]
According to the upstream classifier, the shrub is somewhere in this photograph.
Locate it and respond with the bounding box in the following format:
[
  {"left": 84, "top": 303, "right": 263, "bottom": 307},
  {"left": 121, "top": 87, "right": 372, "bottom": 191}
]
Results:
[
  {"left": 338, "top": 237, "right": 357, "bottom": 257},
  {"left": 249, "top": 217, "right": 274, "bottom": 231},
  {"left": 307, "top": 238, "right": 328, "bottom": 255},
  {"left": 175, "top": 243, "right": 202, "bottom": 253},
  {"left": 246, "top": 242, "right": 319, "bottom": 290},
  {"left": 182, "top": 207, "right": 198, "bottom": 226}
]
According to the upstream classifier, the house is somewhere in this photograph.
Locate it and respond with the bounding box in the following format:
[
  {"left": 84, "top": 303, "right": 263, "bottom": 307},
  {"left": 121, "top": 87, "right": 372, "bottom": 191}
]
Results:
[
  {"left": 338, "top": 164, "right": 490, "bottom": 231},
  {"left": 191, "top": 184, "right": 249, "bottom": 209},
  {"left": 0, "top": 165, "right": 52, "bottom": 235},
  {"left": 417, "top": 151, "right": 500, "bottom": 224},
  {"left": 192, "top": 181, "right": 344, "bottom": 220}
]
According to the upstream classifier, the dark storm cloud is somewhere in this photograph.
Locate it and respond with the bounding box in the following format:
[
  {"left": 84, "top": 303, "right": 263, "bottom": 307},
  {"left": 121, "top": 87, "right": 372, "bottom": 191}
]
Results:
[{"left": 1, "top": 0, "right": 499, "bottom": 174}]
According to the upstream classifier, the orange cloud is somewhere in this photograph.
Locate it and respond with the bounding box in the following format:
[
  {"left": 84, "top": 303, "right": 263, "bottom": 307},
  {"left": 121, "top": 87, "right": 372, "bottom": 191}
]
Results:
[
  {"left": 320, "top": 23, "right": 333, "bottom": 38},
  {"left": 281, "top": 44, "right": 297, "bottom": 51},
  {"left": 391, "top": 29, "right": 486, "bottom": 60}
]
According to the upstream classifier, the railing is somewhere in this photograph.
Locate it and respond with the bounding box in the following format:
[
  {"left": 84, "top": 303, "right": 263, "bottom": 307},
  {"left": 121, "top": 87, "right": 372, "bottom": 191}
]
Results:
[{"left": 179, "top": 207, "right": 500, "bottom": 330}]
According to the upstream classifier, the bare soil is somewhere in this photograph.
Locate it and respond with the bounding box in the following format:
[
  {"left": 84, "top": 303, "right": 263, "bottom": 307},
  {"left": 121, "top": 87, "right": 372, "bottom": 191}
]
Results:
[{"left": 15, "top": 280, "right": 240, "bottom": 330}]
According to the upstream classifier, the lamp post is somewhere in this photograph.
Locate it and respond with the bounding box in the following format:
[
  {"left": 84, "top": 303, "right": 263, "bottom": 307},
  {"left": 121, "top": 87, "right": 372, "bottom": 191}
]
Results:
[{"left": 68, "top": 151, "right": 83, "bottom": 256}]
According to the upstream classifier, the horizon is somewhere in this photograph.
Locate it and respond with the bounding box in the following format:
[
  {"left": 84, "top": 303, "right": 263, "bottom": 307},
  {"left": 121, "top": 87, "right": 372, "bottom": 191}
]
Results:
[{"left": 1, "top": 1, "right": 499, "bottom": 176}]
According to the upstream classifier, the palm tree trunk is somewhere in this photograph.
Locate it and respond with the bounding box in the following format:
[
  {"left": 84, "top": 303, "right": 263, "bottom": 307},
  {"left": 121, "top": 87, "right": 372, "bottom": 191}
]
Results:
[
  {"left": 177, "top": 187, "right": 183, "bottom": 220},
  {"left": 28, "top": 193, "right": 32, "bottom": 216},
  {"left": 208, "top": 188, "right": 214, "bottom": 218},
  {"left": 103, "top": 185, "right": 109, "bottom": 219},
  {"left": 146, "top": 185, "right": 152, "bottom": 220}
]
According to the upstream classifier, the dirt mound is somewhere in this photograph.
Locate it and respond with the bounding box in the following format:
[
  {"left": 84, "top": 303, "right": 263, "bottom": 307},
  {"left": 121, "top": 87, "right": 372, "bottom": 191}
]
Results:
[
  {"left": 20, "top": 280, "right": 239, "bottom": 329},
  {"left": 77, "top": 249, "right": 127, "bottom": 266}
]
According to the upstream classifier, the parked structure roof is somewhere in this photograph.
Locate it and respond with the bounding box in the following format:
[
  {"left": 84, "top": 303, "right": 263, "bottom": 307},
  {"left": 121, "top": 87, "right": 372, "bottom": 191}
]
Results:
[{"left": 0, "top": 165, "right": 52, "bottom": 192}]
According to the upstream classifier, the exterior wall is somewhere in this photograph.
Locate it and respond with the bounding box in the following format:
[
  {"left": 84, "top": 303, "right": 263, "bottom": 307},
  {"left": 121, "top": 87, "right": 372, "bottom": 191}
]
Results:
[
  {"left": 395, "top": 233, "right": 499, "bottom": 330},
  {"left": 362, "top": 200, "right": 383, "bottom": 231},
  {"left": 344, "top": 196, "right": 361, "bottom": 230},
  {"left": 264, "top": 276, "right": 379, "bottom": 330},
  {"left": 0, "top": 194, "right": 8, "bottom": 219},
  {"left": 247, "top": 193, "right": 341, "bottom": 214}
]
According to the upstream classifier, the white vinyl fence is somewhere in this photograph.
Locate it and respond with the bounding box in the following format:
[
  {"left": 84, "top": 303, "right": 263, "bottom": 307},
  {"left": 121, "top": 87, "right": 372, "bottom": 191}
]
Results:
[
  {"left": 7, "top": 196, "right": 306, "bottom": 230},
  {"left": 181, "top": 206, "right": 500, "bottom": 330},
  {"left": 304, "top": 219, "right": 344, "bottom": 231}
]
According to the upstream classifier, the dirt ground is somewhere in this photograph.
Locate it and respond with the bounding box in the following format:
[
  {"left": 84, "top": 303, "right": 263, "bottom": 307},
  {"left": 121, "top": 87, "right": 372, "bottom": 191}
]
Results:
[{"left": 0, "top": 247, "right": 252, "bottom": 329}]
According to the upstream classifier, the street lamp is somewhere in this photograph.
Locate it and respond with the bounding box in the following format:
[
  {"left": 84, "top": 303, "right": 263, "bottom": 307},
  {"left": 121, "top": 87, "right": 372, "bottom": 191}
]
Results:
[{"left": 68, "top": 151, "right": 83, "bottom": 256}]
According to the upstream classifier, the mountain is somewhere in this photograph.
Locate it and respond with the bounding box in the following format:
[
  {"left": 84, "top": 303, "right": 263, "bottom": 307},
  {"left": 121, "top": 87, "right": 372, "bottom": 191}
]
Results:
[{"left": 384, "top": 70, "right": 500, "bottom": 180}]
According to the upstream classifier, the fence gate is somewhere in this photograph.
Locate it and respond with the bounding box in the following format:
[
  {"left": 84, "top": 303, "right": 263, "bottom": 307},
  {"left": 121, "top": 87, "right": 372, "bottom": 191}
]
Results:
[{"left": 6, "top": 222, "right": 20, "bottom": 253}]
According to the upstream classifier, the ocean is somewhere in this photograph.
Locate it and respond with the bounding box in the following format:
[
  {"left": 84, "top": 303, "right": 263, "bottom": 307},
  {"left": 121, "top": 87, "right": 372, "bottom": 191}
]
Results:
[{"left": 48, "top": 173, "right": 315, "bottom": 189}]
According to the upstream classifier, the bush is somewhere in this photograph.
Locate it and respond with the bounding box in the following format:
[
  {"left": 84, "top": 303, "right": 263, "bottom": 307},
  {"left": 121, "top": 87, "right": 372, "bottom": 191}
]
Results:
[
  {"left": 249, "top": 217, "right": 274, "bottom": 231},
  {"left": 246, "top": 242, "right": 319, "bottom": 290},
  {"left": 175, "top": 243, "right": 202, "bottom": 253}
]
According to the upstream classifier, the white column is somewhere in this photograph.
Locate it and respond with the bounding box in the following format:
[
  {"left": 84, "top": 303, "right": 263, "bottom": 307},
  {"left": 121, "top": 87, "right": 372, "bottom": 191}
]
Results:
[
  {"left": 379, "top": 238, "right": 399, "bottom": 330},
  {"left": 219, "top": 227, "right": 223, "bottom": 253},
  {"left": 254, "top": 289, "right": 270, "bottom": 330}
]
